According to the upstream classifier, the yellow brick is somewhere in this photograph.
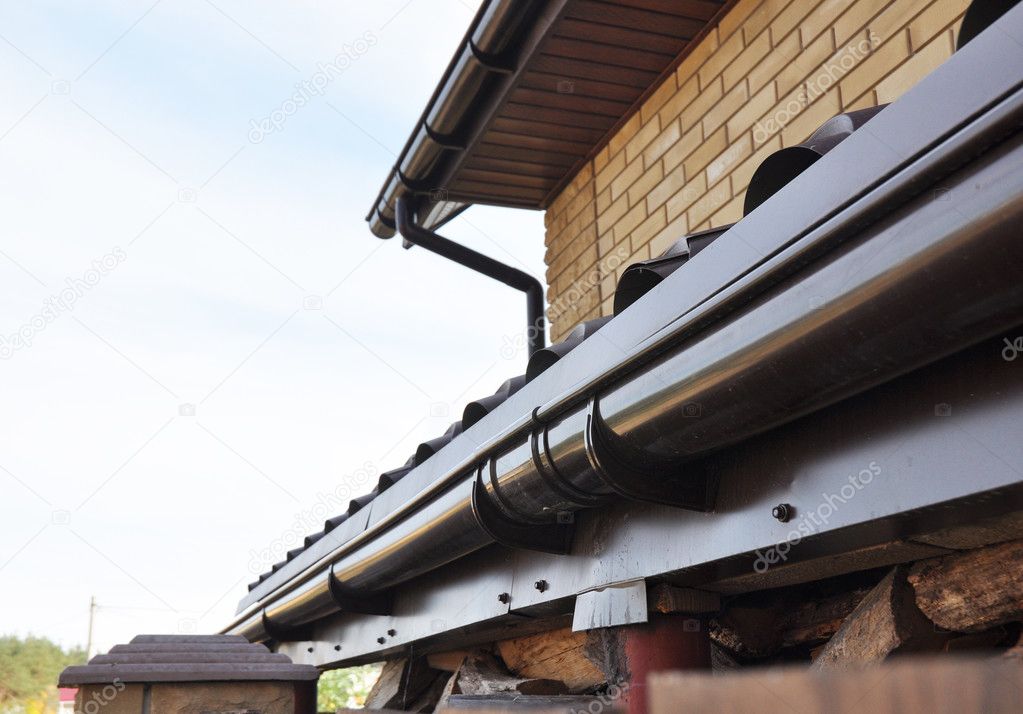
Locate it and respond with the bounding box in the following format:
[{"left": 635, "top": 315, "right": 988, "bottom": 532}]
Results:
[
  {"left": 659, "top": 72, "right": 701, "bottom": 126},
  {"left": 709, "top": 192, "right": 745, "bottom": 227},
  {"left": 687, "top": 178, "right": 732, "bottom": 228},
  {"left": 839, "top": 30, "right": 911, "bottom": 107},
  {"left": 614, "top": 201, "right": 649, "bottom": 242},
  {"left": 776, "top": 24, "right": 835, "bottom": 98},
  {"left": 624, "top": 115, "right": 662, "bottom": 164},
  {"left": 663, "top": 125, "right": 703, "bottom": 173},
  {"left": 683, "top": 125, "right": 728, "bottom": 179},
  {"left": 643, "top": 118, "right": 682, "bottom": 168},
  {"left": 769, "top": 0, "right": 817, "bottom": 47},
  {"left": 875, "top": 30, "right": 952, "bottom": 103},
  {"left": 648, "top": 213, "right": 689, "bottom": 258},
  {"left": 677, "top": 27, "right": 721, "bottom": 84},
  {"left": 718, "top": 0, "right": 762, "bottom": 43},
  {"left": 780, "top": 88, "right": 841, "bottom": 146},
  {"left": 703, "top": 80, "right": 749, "bottom": 136},
  {"left": 628, "top": 162, "right": 665, "bottom": 208},
  {"left": 593, "top": 147, "right": 610, "bottom": 174},
  {"left": 697, "top": 28, "right": 746, "bottom": 90},
  {"left": 630, "top": 206, "right": 668, "bottom": 253},
  {"left": 865, "top": 0, "right": 933, "bottom": 47},
  {"left": 610, "top": 156, "right": 644, "bottom": 202},
  {"left": 599, "top": 273, "right": 616, "bottom": 304},
  {"left": 748, "top": 28, "right": 798, "bottom": 94},
  {"left": 800, "top": 0, "right": 851, "bottom": 47},
  {"left": 681, "top": 74, "right": 725, "bottom": 131},
  {"left": 595, "top": 186, "right": 612, "bottom": 217},
  {"left": 597, "top": 192, "right": 629, "bottom": 235},
  {"left": 723, "top": 29, "right": 771, "bottom": 91},
  {"left": 834, "top": 0, "right": 886, "bottom": 47},
  {"left": 563, "top": 178, "right": 595, "bottom": 225},
  {"left": 598, "top": 229, "right": 614, "bottom": 259},
  {"left": 743, "top": 0, "right": 790, "bottom": 44},
  {"left": 725, "top": 80, "right": 777, "bottom": 144},
  {"left": 706, "top": 133, "right": 753, "bottom": 187},
  {"left": 640, "top": 74, "right": 679, "bottom": 125},
  {"left": 608, "top": 112, "right": 642, "bottom": 157},
  {"left": 909, "top": 0, "right": 969, "bottom": 50},
  {"left": 646, "top": 161, "right": 686, "bottom": 214},
  {"left": 841, "top": 88, "right": 877, "bottom": 112},
  {"left": 595, "top": 150, "right": 627, "bottom": 194},
  {"left": 666, "top": 170, "right": 707, "bottom": 223}
]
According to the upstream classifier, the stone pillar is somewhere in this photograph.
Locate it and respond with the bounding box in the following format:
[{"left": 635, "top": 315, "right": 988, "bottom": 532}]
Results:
[{"left": 59, "top": 634, "right": 318, "bottom": 714}]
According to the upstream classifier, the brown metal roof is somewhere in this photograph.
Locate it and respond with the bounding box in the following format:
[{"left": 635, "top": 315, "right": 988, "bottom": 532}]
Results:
[{"left": 367, "top": 0, "right": 730, "bottom": 237}]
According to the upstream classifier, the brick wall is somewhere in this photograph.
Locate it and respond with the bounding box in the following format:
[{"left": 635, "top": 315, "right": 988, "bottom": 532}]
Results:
[{"left": 542, "top": 0, "right": 970, "bottom": 342}]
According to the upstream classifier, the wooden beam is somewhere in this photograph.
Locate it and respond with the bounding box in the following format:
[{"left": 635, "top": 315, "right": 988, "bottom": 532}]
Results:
[
  {"left": 907, "top": 539, "right": 1023, "bottom": 633},
  {"left": 363, "top": 657, "right": 444, "bottom": 710},
  {"left": 496, "top": 628, "right": 606, "bottom": 693},
  {"left": 649, "top": 584, "right": 720, "bottom": 614},
  {"left": 446, "top": 651, "right": 569, "bottom": 698},
  {"left": 813, "top": 567, "right": 944, "bottom": 668}
]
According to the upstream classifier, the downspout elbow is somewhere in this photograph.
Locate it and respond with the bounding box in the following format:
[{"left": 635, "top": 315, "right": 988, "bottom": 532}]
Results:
[{"left": 395, "top": 196, "right": 546, "bottom": 354}]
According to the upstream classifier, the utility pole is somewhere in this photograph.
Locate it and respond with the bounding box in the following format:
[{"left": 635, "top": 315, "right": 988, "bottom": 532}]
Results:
[{"left": 86, "top": 596, "right": 96, "bottom": 659}]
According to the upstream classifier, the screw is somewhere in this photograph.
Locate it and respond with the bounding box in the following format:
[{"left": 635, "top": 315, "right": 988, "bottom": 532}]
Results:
[
  {"left": 387, "top": 629, "right": 396, "bottom": 637},
  {"left": 334, "top": 645, "right": 341, "bottom": 651},
  {"left": 306, "top": 647, "right": 313, "bottom": 653},
  {"left": 498, "top": 592, "right": 510, "bottom": 604},
  {"left": 534, "top": 579, "right": 548, "bottom": 592},
  {"left": 772, "top": 503, "right": 793, "bottom": 522},
  {"left": 376, "top": 637, "right": 385, "bottom": 644}
]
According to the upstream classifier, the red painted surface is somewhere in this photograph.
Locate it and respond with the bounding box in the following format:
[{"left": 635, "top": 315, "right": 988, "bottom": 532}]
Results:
[
  {"left": 58, "top": 688, "right": 77, "bottom": 702},
  {"left": 621, "top": 615, "right": 711, "bottom": 714}
]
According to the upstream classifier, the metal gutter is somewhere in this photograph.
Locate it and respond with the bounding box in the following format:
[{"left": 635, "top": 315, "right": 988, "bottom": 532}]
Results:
[
  {"left": 366, "top": 0, "right": 557, "bottom": 238},
  {"left": 226, "top": 5, "right": 1023, "bottom": 643},
  {"left": 395, "top": 196, "right": 545, "bottom": 354}
]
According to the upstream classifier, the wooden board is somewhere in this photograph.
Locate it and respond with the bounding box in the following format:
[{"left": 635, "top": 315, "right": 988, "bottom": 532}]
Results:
[{"left": 649, "top": 656, "right": 1023, "bottom": 714}]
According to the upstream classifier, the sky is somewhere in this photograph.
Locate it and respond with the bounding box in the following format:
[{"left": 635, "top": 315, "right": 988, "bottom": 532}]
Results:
[{"left": 0, "top": 0, "right": 546, "bottom": 655}]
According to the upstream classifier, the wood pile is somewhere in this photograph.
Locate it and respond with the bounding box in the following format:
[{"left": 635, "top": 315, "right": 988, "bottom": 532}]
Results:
[{"left": 360, "top": 538, "right": 1023, "bottom": 711}]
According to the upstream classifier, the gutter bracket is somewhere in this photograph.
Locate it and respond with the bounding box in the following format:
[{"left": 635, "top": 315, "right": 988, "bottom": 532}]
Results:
[
  {"left": 261, "top": 610, "right": 313, "bottom": 643},
  {"left": 328, "top": 566, "right": 394, "bottom": 615},
  {"left": 584, "top": 397, "right": 717, "bottom": 511},
  {"left": 468, "top": 39, "right": 516, "bottom": 74},
  {"left": 471, "top": 470, "right": 574, "bottom": 554}
]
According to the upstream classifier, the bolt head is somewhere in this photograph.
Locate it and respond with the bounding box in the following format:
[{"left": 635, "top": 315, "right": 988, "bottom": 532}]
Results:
[
  {"left": 497, "top": 592, "right": 510, "bottom": 604},
  {"left": 387, "top": 628, "right": 396, "bottom": 637},
  {"left": 772, "top": 503, "right": 793, "bottom": 522},
  {"left": 534, "top": 579, "right": 548, "bottom": 592}
]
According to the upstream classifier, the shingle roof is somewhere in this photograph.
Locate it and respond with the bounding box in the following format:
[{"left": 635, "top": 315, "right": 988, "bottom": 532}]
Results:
[{"left": 58, "top": 635, "right": 318, "bottom": 685}]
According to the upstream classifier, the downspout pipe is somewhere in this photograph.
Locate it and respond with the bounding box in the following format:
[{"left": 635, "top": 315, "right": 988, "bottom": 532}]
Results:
[{"left": 396, "top": 195, "right": 545, "bottom": 355}]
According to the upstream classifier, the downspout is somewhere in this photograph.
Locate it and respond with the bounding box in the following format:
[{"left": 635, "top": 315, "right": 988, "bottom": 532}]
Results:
[{"left": 396, "top": 195, "right": 545, "bottom": 355}]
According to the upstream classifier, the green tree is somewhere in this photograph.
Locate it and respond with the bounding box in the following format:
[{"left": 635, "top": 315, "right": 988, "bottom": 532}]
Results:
[
  {"left": 316, "top": 664, "right": 380, "bottom": 712},
  {"left": 0, "top": 635, "right": 86, "bottom": 714}
]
